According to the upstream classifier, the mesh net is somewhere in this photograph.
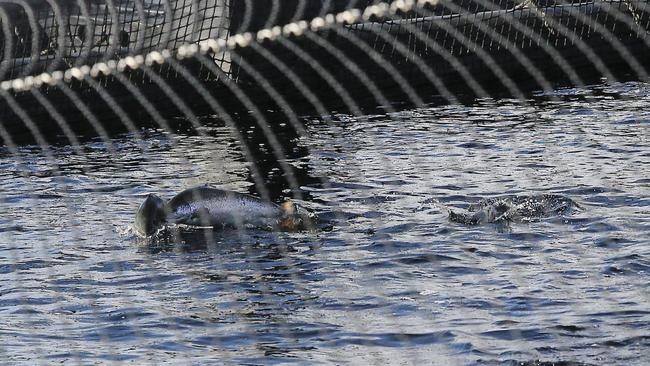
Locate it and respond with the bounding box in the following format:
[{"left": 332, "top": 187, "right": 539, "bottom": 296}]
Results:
[
  {"left": 0, "top": 0, "right": 648, "bottom": 143},
  {"left": 0, "top": 0, "right": 649, "bottom": 364}
]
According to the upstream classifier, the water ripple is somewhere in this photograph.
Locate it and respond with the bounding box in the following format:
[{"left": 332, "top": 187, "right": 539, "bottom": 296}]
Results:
[{"left": 1, "top": 84, "right": 649, "bottom": 364}]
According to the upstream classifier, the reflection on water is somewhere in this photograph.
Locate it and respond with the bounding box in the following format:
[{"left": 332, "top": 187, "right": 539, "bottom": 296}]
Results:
[{"left": 1, "top": 82, "right": 650, "bottom": 364}]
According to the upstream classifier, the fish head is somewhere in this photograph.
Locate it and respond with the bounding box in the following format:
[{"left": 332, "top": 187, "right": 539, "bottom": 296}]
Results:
[
  {"left": 135, "top": 194, "right": 168, "bottom": 236},
  {"left": 279, "top": 201, "right": 318, "bottom": 231}
]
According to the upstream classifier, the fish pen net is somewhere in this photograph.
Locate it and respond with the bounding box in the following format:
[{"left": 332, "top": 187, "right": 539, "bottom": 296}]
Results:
[
  {"left": 0, "top": 0, "right": 648, "bottom": 140},
  {"left": 0, "top": 0, "right": 649, "bottom": 364}
]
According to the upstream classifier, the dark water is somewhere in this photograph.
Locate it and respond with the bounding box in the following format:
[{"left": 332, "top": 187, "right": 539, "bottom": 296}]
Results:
[{"left": 1, "top": 82, "right": 649, "bottom": 365}]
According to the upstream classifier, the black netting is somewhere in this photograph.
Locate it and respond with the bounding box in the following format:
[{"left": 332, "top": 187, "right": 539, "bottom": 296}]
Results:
[
  {"left": 1, "top": 2, "right": 649, "bottom": 364},
  {"left": 0, "top": 0, "right": 648, "bottom": 140}
]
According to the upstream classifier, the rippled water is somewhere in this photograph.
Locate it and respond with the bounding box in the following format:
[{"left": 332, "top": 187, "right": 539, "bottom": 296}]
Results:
[{"left": 1, "top": 82, "right": 649, "bottom": 365}]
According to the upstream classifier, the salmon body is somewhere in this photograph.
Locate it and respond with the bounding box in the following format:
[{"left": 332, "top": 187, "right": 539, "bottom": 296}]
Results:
[
  {"left": 168, "top": 187, "right": 285, "bottom": 228},
  {"left": 135, "top": 186, "right": 312, "bottom": 236}
]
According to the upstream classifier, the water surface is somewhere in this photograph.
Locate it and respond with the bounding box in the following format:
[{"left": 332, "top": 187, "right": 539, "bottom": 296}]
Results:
[{"left": 1, "top": 82, "right": 649, "bottom": 365}]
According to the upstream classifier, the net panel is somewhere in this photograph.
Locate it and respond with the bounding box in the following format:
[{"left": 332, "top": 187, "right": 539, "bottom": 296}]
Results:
[
  {"left": 0, "top": 1, "right": 646, "bottom": 139},
  {"left": 0, "top": 0, "right": 647, "bottom": 184},
  {"left": 0, "top": 1, "right": 649, "bottom": 364}
]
